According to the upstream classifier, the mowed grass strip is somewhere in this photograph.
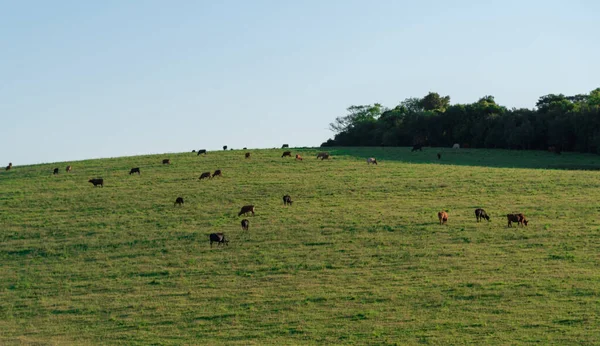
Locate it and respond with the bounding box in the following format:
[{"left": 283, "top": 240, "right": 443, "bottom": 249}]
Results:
[{"left": 1, "top": 147, "right": 600, "bottom": 345}]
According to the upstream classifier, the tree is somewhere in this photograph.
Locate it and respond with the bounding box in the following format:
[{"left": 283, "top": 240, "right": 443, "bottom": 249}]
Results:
[{"left": 419, "top": 92, "right": 450, "bottom": 112}]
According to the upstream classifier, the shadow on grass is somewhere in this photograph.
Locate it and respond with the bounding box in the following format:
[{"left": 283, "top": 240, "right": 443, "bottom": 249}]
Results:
[{"left": 317, "top": 146, "right": 600, "bottom": 171}]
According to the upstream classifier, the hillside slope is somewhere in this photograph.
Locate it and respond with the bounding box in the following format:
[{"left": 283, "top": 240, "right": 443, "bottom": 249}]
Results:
[{"left": 2, "top": 148, "right": 600, "bottom": 345}]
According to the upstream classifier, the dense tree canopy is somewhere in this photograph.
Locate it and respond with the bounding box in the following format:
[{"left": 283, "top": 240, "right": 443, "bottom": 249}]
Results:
[{"left": 322, "top": 89, "right": 600, "bottom": 153}]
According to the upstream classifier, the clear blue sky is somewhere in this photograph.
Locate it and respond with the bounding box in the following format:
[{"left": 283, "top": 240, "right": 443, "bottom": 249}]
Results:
[{"left": 1, "top": 0, "right": 599, "bottom": 165}]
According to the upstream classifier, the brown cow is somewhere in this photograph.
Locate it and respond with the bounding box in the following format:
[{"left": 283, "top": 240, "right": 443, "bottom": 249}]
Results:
[
  {"left": 238, "top": 205, "right": 255, "bottom": 216},
  {"left": 174, "top": 197, "right": 184, "bottom": 206},
  {"left": 66, "top": 165, "right": 72, "bottom": 173},
  {"left": 199, "top": 172, "right": 211, "bottom": 180},
  {"left": 88, "top": 178, "right": 104, "bottom": 187},
  {"left": 507, "top": 213, "right": 528, "bottom": 227},
  {"left": 282, "top": 151, "right": 292, "bottom": 158},
  {"left": 438, "top": 211, "right": 448, "bottom": 225},
  {"left": 283, "top": 195, "right": 293, "bottom": 206},
  {"left": 212, "top": 169, "right": 222, "bottom": 178},
  {"left": 129, "top": 167, "right": 140, "bottom": 175},
  {"left": 241, "top": 219, "right": 249, "bottom": 231},
  {"left": 367, "top": 158, "right": 377, "bottom": 165},
  {"left": 245, "top": 152, "right": 251, "bottom": 159},
  {"left": 295, "top": 154, "right": 303, "bottom": 161},
  {"left": 53, "top": 168, "right": 59, "bottom": 175},
  {"left": 5, "top": 162, "right": 12, "bottom": 171},
  {"left": 162, "top": 159, "right": 171, "bottom": 165},
  {"left": 209, "top": 233, "right": 229, "bottom": 248},
  {"left": 316, "top": 152, "right": 329, "bottom": 159}
]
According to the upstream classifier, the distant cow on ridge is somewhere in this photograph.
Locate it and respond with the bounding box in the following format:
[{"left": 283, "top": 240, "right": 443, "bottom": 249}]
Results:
[
  {"left": 129, "top": 167, "right": 140, "bottom": 175},
  {"left": 245, "top": 152, "right": 251, "bottom": 159},
  {"left": 282, "top": 151, "right": 292, "bottom": 158},
  {"left": 197, "top": 149, "right": 207, "bottom": 155},
  {"left": 53, "top": 168, "right": 59, "bottom": 175},
  {"left": 162, "top": 159, "right": 171, "bottom": 165},
  {"left": 282, "top": 144, "right": 289, "bottom": 148},
  {"left": 88, "top": 178, "right": 104, "bottom": 187},
  {"left": 5, "top": 162, "right": 12, "bottom": 171},
  {"left": 223, "top": 145, "right": 228, "bottom": 150},
  {"left": 367, "top": 158, "right": 377, "bottom": 165},
  {"left": 316, "top": 152, "right": 329, "bottom": 159},
  {"left": 66, "top": 165, "right": 72, "bottom": 173},
  {"left": 238, "top": 205, "right": 255, "bottom": 216}
]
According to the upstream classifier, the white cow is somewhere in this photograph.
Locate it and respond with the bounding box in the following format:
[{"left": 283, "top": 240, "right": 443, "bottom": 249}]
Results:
[
  {"left": 452, "top": 143, "right": 460, "bottom": 149},
  {"left": 367, "top": 158, "right": 378, "bottom": 165}
]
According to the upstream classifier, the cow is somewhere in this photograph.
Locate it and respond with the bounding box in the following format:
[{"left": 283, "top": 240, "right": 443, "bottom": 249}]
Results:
[
  {"left": 53, "top": 168, "right": 59, "bottom": 175},
  {"left": 197, "top": 149, "right": 207, "bottom": 155},
  {"left": 209, "top": 233, "right": 229, "bottom": 248},
  {"left": 452, "top": 143, "right": 460, "bottom": 149},
  {"left": 129, "top": 167, "right": 141, "bottom": 175},
  {"left": 462, "top": 143, "right": 470, "bottom": 149},
  {"left": 438, "top": 211, "right": 448, "bottom": 225},
  {"left": 223, "top": 145, "right": 228, "bottom": 150},
  {"left": 174, "top": 197, "right": 184, "bottom": 206},
  {"left": 316, "top": 152, "right": 329, "bottom": 159},
  {"left": 411, "top": 145, "right": 423, "bottom": 152},
  {"left": 295, "top": 154, "right": 303, "bottom": 161},
  {"left": 5, "top": 162, "right": 12, "bottom": 171},
  {"left": 245, "top": 152, "right": 251, "bottom": 159},
  {"left": 238, "top": 205, "right": 255, "bottom": 216},
  {"left": 549, "top": 146, "right": 561, "bottom": 155},
  {"left": 507, "top": 213, "right": 528, "bottom": 227},
  {"left": 241, "top": 219, "right": 249, "bottom": 231},
  {"left": 88, "top": 178, "right": 104, "bottom": 187},
  {"left": 162, "top": 159, "right": 171, "bottom": 165},
  {"left": 243, "top": 147, "right": 247, "bottom": 150},
  {"left": 199, "top": 172, "right": 211, "bottom": 180},
  {"left": 437, "top": 153, "right": 441, "bottom": 160},
  {"left": 282, "top": 144, "right": 289, "bottom": 148},
  {"left": 212, "top": 169, "right": 222, "bottom": 178},
  {"left": 192, "top": 150, "right": 196, "bottom": 153},
  {"left": 282, "top": 151, "right": 292, "bottom": 158},
  {"left": 66, "top": 165, "right": 72, "bottom": 173},
  {"left": 283, "top": 195, "right": 293, "bottom": 206},
  {"left": 367, "top": 158, "right": 377, "bottom": 165},
  {"left": 320, "top": 153, "right": 330, "bottom": 160},
  {"left": 475, "top": 208, "right": 490, "bottom": 222}
]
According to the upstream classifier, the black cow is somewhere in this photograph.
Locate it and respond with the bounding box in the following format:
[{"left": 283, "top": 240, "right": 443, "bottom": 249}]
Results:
[
  {"left": 283, "top": 195, "right": 293, "bottom": 206},
  {"left": 475, "top": 208, "right": 490, "bottom": 222},
  {"left": 209, "top": 233, "right": 229, "bottom": 248},
  {"left": 199, "top": 172, "right": 211, "bottom": 180},
  {"left": 174, "top": 197, "right": 184, "bottom": 206},
  {"left": 53, "top": 168, "right": 59, "bottom": 175},
  {"left": 5, "top": 162, "right": 12, "bottom": 171},
  {"left": 223, "top": 145, "right": 228, "bottom": 150},
  {"left": 238, "top": 205, "right": 255, "bottom": 216},
  {"left": 411, "top": 144, "right": 423, "bottom": 152},
  {"left": 162, "top": 159, "right": 171, "bottom": 165},
  {"left": 212, "top": 169, "right": 222, "bottom": 178},
  {"left": 197, "top": 149, "right": 207, "bottom": 155},
  {"left": 437, "top": 153, "right": 441, "bottom": 160},
  {"left": 245, "top": 152, "right": 251, "bottom": 159},
  {"left": 282, "top": 144, "right": 289, "bottom": 148},
  {"left": 89, "top": 178, "right": 104, "bottom": 187},
  {"left": 129, "top": 167, "right": 141, "bottom": 175},
  {"left": 282, "top": 151, "right": 292, "bottom": 158},
  {"left": 241, "top": 219, "right": 249, "bottom": 231}
]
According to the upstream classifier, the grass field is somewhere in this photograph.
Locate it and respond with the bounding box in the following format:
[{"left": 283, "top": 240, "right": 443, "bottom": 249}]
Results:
[{"left": 2, "top": 147, "right": 600, "bottom": 345}]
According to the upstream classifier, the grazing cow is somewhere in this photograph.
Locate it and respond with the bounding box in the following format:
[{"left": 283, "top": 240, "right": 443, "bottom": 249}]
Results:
[
  {"left": 452, "top": 143, "right": 460, "bottom": 149},
  {"left": 199, "top": 172, "right": 211, "bottom": 180},
  {"left": 245, "top": 152, "right": 251, "bottom": 159},
  {"left": 174, "top": 197, "right": 184, "bottom": 206},
  {"left": 53, "top": 168, "right": 59, "bottom": 175},
  {"left": 241, "top": 219, "right": 249, "bottom": 231},
  {"left": 282, "top": 144, "right": 289, "bottom": 148},
  {"left": 295, "top": 154, "right": 303, "bottom": 161},
  {"left": 212, "top": 169, "right": 222, "bottom": 178},
  {"left": 320, "top": 153, "right": 330, "bottom": 160},
  {"left": 6, "top": 162, "right": 12, "bottom": 171},
  {"left": 507, "top": 213, "right": 528, "bottom": 227},
  {"left": 209, "top": 233, "right": 229, "bottom": 248},
  {"left": 66, "top": 165, "right": 72, "bottom": 173},
  {"left": 283, "top": 195, "right": 293, "bottom": 206},
  {"left": 238, "top": 205, "right": 255, "bottom": 216},
  {"left": 223, "top": 145, "right": 228, "bottom": 150},
  {"left": 367, "top": 158, "right": 377, "bottom": 165},
  {"left": 475, "top": 208, "right": 490, "bottom": 222},
  {"left": 197, "top": 149, "right": 207, "bottom": 155},
  {"left": 129, "top": 167, "right": 141, "bottom": 175},
  {"left": 316, "top": 152, "right": 329, "bottom": 159},
  {"left": 88, "top": 178, "right": 104, "bottom": 187},
  {"left": 437, "top": 153, "right": 441, "bottom": 160},
  {"left": 162, "top": 159, "right": 171, "bottom": 165},
  {"left": 243, "top": 147, "right": 247, "bottom": 150},
  {"left": 438, "top": 211, "right": 448, "bottom": 225},
  {"left": 411, "top": 145, "right": 423, "bottom": 152},
  {"left": 282, "top": 151, "right": 292, "bottom": 158},
  {"left": 192, "top": 150, "right": 196, "bottom": 153}
]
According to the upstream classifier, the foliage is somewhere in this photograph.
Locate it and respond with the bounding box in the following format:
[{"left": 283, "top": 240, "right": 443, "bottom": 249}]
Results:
[{"left": 322, "top": 89, "right": 600, "bottom": 152}]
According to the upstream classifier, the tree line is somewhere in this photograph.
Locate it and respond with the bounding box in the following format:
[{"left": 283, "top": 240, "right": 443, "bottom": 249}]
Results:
[{"left": 321, "top": 89, "right": 600, "bottom": 153}]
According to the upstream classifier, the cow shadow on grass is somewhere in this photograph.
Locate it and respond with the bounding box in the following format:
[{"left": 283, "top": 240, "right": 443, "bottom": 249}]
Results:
[{"left": 317, "top": 146, "right": 600, "bottom": 171}]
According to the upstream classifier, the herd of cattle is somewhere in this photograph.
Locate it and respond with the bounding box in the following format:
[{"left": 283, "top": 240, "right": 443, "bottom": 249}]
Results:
[{"left": 3, "top": 145, "right": 532, "bottom": 247}]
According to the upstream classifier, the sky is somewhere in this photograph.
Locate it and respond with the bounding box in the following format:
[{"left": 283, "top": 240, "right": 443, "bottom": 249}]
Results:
[{"left": 1, "top": 0, "right": 599, "bottom": 165}]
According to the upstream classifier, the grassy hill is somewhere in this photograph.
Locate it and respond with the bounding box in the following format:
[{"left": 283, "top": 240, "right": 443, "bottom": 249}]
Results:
[{"left": 2, "top": 147, "right": 600, "bottom": 345}]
